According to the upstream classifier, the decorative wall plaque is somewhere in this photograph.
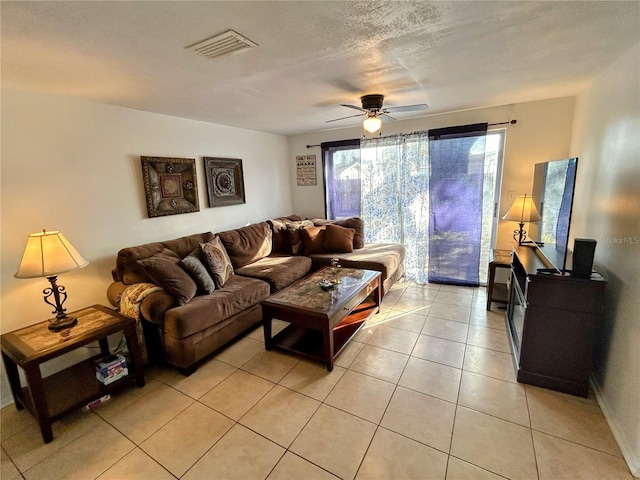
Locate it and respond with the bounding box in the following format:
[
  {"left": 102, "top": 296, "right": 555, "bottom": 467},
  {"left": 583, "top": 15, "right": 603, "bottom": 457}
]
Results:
[
  {"left": 296, "top": 155, "right": 317, "bottom": 186},
  {"left": 140, "top": 156, "right": 199, "bottom": 218},
  {"left": 204, "top": 157, "right": 245, "bottom": 207}
]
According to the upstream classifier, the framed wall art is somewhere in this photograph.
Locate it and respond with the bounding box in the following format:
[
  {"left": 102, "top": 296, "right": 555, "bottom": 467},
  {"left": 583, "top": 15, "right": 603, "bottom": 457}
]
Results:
[
  {"left": 296, "top": 154, "right": 317, "bottom": 186},
  {"left": 140, "top": 156, "right": 199, "bottom": 218},
  {"left": 203, "top": 157, "right": 246, "bottom": 207}
]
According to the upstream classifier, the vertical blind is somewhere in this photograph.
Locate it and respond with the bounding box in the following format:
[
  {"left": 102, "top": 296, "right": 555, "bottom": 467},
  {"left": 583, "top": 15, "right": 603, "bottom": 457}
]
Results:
[{"left": 428, "top": 123, "right": 488, "bottom": 286}]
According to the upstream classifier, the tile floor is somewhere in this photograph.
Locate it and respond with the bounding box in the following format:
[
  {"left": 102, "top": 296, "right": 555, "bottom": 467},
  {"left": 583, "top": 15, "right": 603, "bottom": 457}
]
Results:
[{"left": 1, "top": 281, "right": 635, "bottom": 480}]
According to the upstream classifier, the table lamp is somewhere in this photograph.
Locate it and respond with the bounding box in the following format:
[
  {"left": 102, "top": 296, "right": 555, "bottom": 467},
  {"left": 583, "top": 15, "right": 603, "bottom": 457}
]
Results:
[
  {"left": 502, "top": 194, "right": 541, "bottom": 245},
  {"left": 14, "top": 230, "right": 89, "bottom": 331}
]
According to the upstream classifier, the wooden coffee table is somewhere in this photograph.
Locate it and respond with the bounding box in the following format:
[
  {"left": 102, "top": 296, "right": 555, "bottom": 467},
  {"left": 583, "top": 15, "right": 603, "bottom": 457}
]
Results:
[{"left": 262, "top": 267, "right": 381, "bottom": 371}]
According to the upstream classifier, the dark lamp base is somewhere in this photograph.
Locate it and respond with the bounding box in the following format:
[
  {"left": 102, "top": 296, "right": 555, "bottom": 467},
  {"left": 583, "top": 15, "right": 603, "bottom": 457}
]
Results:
[{"left": 48, "top": 316, "right": 78, "bottom": 332}]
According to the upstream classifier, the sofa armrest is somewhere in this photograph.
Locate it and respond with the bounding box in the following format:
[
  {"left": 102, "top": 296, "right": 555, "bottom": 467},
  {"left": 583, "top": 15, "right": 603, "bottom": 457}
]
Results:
[
  {"left": 107, "top": 282, "right": 127, "bottom": 308},
  {"left": 140, "top": 291, "right": 176, "bottom": 327}
]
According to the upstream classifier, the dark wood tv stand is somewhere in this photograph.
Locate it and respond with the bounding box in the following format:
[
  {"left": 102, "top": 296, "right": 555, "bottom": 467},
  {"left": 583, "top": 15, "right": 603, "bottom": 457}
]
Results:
[{"left": 506, "top": 245, "right": 606, "bottom": 397}]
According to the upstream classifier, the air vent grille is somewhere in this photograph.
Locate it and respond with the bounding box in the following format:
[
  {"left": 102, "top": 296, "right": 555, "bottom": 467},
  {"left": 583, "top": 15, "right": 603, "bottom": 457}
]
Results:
[{"left": 185, "top": 29, "right": 258, "bottom": 60}]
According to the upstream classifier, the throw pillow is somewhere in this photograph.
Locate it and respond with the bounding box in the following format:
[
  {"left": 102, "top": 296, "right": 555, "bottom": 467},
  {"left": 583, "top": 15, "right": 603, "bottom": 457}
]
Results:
[
  {"left": 323, "top": 224, "right": 355, "bottom": 253},
  {"left": 268, "top": 219, "right": 290, "bottom": 254},
  {"left": 286, "top": 220, "right": 314, "bottom": 255},
  {"left": 180, "top": 249, "right": 216, "bottom": 294},
  {"left": 136, "top": 249, "right": 197, "bottom": 306},
  {"left": 200, "top": 237, "right": 235, "bottom": 288},
  {"left": 310, "top": 217, "right": 365, "bottom": 249},
  {"left": 300, "top": 225, "right": 327, "bottom": 255}
]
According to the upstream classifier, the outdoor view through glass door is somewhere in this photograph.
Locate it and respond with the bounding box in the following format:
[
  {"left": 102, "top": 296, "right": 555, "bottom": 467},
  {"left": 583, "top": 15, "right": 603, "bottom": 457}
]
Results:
[{"left": 323, "top": 130, "right": 505, "bottom": 285}]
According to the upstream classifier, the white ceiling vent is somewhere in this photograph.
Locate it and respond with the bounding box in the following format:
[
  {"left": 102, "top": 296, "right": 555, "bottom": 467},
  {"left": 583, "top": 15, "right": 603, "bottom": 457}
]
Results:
[{"left": 185, "top": 29, "right": 258, "bottom": 60}]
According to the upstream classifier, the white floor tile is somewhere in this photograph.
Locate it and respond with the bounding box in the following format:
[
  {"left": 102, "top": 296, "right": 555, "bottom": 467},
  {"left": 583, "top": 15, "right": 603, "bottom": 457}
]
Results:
[{"left": 1, "top": 284, "right": 629, "bottom": 480}]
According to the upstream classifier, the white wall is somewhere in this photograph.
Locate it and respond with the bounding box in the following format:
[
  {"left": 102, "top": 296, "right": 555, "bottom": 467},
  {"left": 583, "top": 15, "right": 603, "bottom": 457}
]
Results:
[
  {"left": 569, "top": 41, "right": 640, "bottom": 476},
  {"left": 0, "top": 89, "right": 291, "bottom": 405},
  {"left": 288, "top": 97, "right": 575, "bottom": 250}
]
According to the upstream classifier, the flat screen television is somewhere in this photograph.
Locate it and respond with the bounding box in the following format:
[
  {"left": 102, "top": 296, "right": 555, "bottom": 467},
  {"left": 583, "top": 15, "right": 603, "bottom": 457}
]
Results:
[{"left": 529, "top": 157, "right": 579, "bottom": 274}]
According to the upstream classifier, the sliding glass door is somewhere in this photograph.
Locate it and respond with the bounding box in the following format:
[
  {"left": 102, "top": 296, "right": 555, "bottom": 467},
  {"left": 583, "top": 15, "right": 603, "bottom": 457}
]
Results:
[
  {"left": 322, "top": 129, "right": 505, "bottom": 285},
  {"left": 323, "top": 139, "right": 361, "bottom": 220}
]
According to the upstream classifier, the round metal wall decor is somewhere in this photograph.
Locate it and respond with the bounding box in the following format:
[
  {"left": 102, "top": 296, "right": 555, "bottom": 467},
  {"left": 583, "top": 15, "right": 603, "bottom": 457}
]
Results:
[{"left": 204, "top": 157, "right": 245, "bottom": 207}]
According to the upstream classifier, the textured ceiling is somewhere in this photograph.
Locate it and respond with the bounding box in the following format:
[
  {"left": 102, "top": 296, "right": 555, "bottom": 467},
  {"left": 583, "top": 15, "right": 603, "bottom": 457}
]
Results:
[{"left": 2, "top": 1, "right": 638, "bottom": 135}]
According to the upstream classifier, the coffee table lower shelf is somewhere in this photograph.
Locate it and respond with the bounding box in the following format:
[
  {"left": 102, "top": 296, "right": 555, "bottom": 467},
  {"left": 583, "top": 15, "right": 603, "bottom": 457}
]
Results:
[{"left": 271, "top": 303, "right": 378, "bottom": 366}]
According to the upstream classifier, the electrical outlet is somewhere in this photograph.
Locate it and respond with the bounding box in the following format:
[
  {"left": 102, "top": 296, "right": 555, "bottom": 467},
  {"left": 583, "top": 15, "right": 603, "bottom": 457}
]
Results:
[{"left": 508, "top": 191, "right": 516, "bottom": 201}]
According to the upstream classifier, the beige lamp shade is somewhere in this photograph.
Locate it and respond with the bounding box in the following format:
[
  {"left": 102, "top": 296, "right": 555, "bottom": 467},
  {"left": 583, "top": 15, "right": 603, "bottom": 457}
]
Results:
[
  {"left": 363, "top": 116, "right": 382, "bottom": 134},
  {"left": 15, "top": 230, "right": 89, "bottom": 278},
  {"left": 502, "top": 194, "right": 542, "bottom": 223}
]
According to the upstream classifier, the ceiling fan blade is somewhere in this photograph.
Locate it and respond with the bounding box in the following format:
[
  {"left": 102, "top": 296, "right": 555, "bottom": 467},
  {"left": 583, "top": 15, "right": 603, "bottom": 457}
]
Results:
[
  {"left": 340, "top": 104, "right": 368, "bottom": 112},
  {"left": 383, "top": 103, "right": 429, "bottom": 113},
  {"left": 325, "top": 113, "right": 366, "bottom": 123},
  {"left": 379, "top": 113, "right": 396, "bottom": 123}
]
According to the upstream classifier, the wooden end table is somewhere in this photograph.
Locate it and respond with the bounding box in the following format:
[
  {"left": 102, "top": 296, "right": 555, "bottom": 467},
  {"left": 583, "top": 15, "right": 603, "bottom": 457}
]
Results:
[
  {"left": 486, "top": 249, "right": 512, "bottom": 311},
  {"left": 262, "top": 267, "right": 381, "bottom": 371},
  {"left": 1, "top": 304, "right": 145, "bottom": 443}
]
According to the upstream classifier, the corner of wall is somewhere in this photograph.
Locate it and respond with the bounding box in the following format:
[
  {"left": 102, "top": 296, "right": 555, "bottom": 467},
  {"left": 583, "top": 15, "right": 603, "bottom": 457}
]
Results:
[
  {"left": 571, "top": 40, "right": 640, "bottom": 477},
  {"left": 591, "top": 375, "right": 640, "bottom": 477}
]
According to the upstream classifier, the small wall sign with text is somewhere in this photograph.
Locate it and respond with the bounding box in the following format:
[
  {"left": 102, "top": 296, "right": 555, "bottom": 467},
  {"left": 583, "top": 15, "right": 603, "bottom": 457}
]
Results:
[{"left": 296, "top": 155, "right": 317, "bottom": 186}]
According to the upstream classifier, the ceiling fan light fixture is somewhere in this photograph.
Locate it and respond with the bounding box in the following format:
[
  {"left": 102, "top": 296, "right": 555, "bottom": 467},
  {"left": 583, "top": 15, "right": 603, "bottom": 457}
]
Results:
[{"left": 363, "top": 116, "right": 382, "bottom": 134}]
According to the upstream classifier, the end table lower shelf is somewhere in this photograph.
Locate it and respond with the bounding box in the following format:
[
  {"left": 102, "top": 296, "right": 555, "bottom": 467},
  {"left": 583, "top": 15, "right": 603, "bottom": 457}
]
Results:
[{"left": 31, "top": 354, "right": 140, "bottom": 421}]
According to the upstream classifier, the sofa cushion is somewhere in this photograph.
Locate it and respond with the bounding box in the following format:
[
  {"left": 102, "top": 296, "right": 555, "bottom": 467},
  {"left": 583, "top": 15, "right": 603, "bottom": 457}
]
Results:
[
  {"left": 276, "top": 215, "right": 303, "bottom": 222},
  {"left": 163, "top": 232, "right": 216, "bottom": 259},
  {"left": 114, "top": 232, "right": 214, "bottom": 284},
  {"left": 201, "top": 237, "right": 235, "bottom": 288},
  {"left": 310, "top": 217, "right": 365, "bottom": 249},
  {"left": 323, "top": 224, "right": 355, "bottom": 253},
  {"left": 180, "top": 249, "right": 216, "bottom": 294},
  {"left": 137, "top": 249, "right": 197, "bottom": 306},
  {"left": 115, "top": 242, "right": 164, "bottom": 284},
  {"left": 163, "top": 275, "right": 270, "bottom": 339},
  {"left": 287, "top": 220, "right": 314, "bottom": 255},
  {"left": 235, "top": 255, "right": 312, "bottom": 292},
  {"left": 308, "top": 243, "right": 406, "bottom": 281},
  {"left": 217, "top": 222, "right": 273, "bottom": 268}
]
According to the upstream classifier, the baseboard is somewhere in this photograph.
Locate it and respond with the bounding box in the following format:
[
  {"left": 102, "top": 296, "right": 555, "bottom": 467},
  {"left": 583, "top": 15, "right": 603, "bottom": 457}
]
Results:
[
  {"left": 590, "top": 375, "right": 640, "bottom": 477},
  {"left": 1, "top": 393, "right": 15, "bottom": 409}
]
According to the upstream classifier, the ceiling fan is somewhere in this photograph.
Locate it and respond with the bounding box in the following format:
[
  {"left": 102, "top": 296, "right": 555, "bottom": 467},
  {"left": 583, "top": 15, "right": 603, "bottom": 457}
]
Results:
[{"left": 326, "top": 94, "right": 429, "bottom": 133}]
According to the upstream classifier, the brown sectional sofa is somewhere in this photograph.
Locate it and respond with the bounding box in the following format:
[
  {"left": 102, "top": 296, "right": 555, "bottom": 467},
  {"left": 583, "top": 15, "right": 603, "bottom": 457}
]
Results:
[{"left": 107, "top": 215, "right": 405, "bottom": 374}]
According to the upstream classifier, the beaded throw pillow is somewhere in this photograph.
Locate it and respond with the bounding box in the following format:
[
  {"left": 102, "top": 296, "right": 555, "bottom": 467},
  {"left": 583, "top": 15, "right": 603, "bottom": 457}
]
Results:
[{"left": 200, "top": 237, "right": 235, "bottom": 288}]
